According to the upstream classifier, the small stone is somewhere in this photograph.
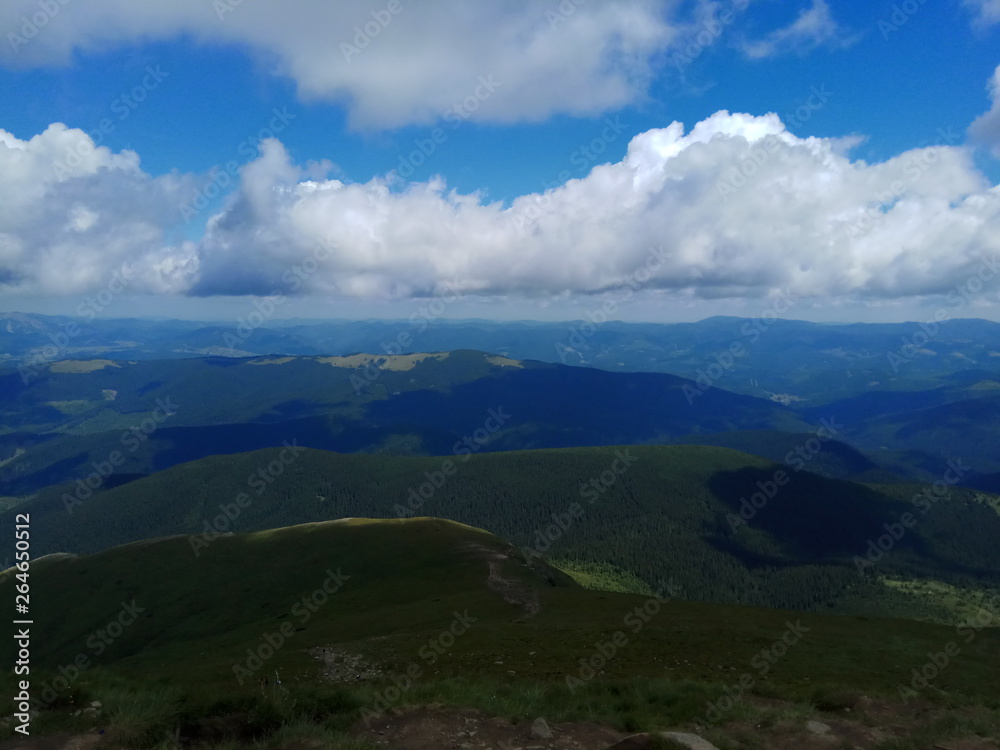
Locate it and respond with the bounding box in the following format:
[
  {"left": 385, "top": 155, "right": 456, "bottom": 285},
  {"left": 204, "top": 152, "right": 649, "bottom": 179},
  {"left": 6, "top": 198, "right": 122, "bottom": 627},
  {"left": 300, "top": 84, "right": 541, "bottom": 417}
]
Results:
[
  {"left": 607, "top": 732, "right": 719, "bottom": 750},
  {"left": 606, "top": 734, "right": 651, "bottom": 749},
  {"left": 530, "top": 717, "right": 553, "bottom": 739},
  {"left": 660, "top": 732, "right": 719, "bottom": 750},
  {"left": 806, "top": 720, "right": 831, "bottom": 735}
]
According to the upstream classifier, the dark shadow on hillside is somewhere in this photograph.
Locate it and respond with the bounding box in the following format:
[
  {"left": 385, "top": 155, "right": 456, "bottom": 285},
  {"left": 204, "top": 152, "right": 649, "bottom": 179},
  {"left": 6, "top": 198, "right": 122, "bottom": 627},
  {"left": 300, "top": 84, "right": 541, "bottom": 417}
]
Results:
[
  {"left": 136, "top": 379, "right": 165, "bottom": 395},
  {"left": 364, "top": 365, "right": 800, "bottom": 447},
  {"left": 705, "top": 466, "right": 1000, "bottom": 583},
  {"left": 148, "top": 418, "right": 459, "bottom": 471},
  {"left": 675, "top": 430, "right": 877, "bottom": 480},
  {"left": 0, "top": 451, "right": 90, "bottom": 496},
  {"left": 706, "top": 467, "right": 929, "bottom": 560}
]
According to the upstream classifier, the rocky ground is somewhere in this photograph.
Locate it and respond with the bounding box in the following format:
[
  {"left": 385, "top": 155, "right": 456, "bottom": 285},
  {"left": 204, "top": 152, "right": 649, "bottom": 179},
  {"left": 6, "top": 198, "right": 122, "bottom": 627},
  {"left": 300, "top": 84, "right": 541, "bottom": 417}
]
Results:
[
  {"left": 2, "top": 699, "right": 999, "bottom": 750},
  {"left": 354, "top": 703, "right": 999, "bottom": 750}
]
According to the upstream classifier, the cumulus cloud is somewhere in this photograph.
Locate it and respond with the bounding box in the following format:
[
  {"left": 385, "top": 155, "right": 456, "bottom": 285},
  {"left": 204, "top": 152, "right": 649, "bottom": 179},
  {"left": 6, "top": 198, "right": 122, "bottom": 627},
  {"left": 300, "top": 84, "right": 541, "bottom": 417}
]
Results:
[
  {"left": 970, "top": 64, "right": 1000, "bottom": 157},
  {"left": 741, "top": 0, "right": 859, "bottom": 60},
  {"left": 0, "top": 124, "right": 197, "bottom": 297},
  {"left": 182, "top": 112, "right": 999, "bottom": 305},
  {"left": 0, "top": 0, "right": 674, "bottom": 130},
  {"left": 3, "top": 113, "right": 1000, "bottom": 309}
]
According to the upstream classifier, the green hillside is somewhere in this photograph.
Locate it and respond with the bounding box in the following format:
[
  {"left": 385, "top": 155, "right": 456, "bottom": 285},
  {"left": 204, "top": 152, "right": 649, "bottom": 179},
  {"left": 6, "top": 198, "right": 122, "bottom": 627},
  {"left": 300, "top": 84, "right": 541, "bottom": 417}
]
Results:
[
  {"left": 3, "top": 518, "right": 575, "bottom": 679},
  {"left": 10, "top": 444, "right": 1000, "bottom": 619},
  {"left": 673, "top": 429, "right": 892, "bottom": 482},
  {"left": 3, "top": 518, "right": 1000, "bottom": 750},
  {"left": 0, "top": 351, "right": 808, "bottom": 496},
  {"left": 5, "top": 517, "right": 999, "bottom": 698},
  {"left": 801, "top": 379, "right": 1000, "bottom": 481}
]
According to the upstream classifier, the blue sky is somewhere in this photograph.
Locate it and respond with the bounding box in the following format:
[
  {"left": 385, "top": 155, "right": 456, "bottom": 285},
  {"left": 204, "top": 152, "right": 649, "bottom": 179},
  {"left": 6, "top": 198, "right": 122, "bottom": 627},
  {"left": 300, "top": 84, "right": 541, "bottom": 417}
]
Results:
[{"left": 1, "top": 0, "right": 999, "bottom": 323}]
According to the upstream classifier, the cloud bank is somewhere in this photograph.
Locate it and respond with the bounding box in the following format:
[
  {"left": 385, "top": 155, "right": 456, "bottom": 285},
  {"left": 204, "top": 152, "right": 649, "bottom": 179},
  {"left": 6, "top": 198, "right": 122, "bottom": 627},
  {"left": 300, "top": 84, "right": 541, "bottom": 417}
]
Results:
[
  {"left": 1, "top": 0, "right": 675, "bottom": 130},
  {"left": 0, "top": 124, "right": 196, "bottom": 297},
  {"left": 3, "top": 111, "right": 998, "bottom": 309}
]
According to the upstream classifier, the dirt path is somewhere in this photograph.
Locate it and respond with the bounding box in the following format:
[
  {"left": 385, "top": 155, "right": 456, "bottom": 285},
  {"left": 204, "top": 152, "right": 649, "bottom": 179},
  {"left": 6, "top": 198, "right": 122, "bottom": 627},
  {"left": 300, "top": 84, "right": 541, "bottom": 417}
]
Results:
[
  {"left": 460, "top": 542, "right": 540, "bottom": 619},
  {"left": 306, "top": 645, "right": 386, "bottom": 682},
  {"left": 358, "top": 705, "right": 623, "bottom": 750}
]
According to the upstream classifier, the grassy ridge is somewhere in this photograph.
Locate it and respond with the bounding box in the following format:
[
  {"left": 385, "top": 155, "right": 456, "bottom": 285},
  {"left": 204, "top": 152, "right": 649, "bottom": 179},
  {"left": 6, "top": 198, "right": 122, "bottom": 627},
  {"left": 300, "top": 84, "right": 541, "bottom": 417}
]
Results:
[
  {"left": 0, "top": 350, "right": 808, "bottom": 496},
  {"left": 5, "top": 517, "right": 1000, "bottom": 749},
  {"left": 3, "top": 516, "right": 1000, "bottom": 749},
  {"left": 8, "top": 444, "right": 1000, "bottom": 618},
  {"left": 5, "top": 518, "right": 565, "bottom": 676}
]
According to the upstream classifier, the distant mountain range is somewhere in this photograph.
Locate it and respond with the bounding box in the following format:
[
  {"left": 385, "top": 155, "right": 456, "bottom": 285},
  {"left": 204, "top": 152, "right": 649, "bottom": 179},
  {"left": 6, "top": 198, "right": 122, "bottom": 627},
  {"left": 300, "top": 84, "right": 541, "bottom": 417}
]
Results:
[
  {"left": 0, "top": 350, "right": 809, "bottom": 497},
  {"left": 6, "top": 311, "right": 1000, "bottom": 405},
  {"left": 4, "top": 333, "right": 1000, "bottom": 494}
]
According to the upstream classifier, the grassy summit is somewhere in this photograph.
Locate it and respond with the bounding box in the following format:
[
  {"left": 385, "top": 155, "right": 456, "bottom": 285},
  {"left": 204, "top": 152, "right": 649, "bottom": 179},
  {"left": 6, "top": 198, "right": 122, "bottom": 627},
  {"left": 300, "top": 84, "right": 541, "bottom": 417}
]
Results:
[{"left": 3, "top": 517, "right": 1000, "bottom": 749}]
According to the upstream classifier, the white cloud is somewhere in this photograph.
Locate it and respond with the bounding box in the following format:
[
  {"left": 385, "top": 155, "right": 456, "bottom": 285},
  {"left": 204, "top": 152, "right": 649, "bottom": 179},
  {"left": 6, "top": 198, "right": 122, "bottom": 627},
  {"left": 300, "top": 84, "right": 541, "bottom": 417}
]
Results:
[
  {"left": 0, "top": 0, "right": 675, "bottom": 130},
  {"left": 970, "top": 64, "right": 1000, "bottom": 158},
  {"left": 184, "top": 112, "right": 999, "bottom": 306},
  {"left": 0, "top": 124, "right": 197, "bottom": 297},
  {"left": 3, "top": 113, "right": 1000, "bottom": 311},
  {"left": 965, "top": 0, "right": 1000, "bottom": 27},
  {"left": 741, "top": 0, "right": 858, "bottom": 60}
]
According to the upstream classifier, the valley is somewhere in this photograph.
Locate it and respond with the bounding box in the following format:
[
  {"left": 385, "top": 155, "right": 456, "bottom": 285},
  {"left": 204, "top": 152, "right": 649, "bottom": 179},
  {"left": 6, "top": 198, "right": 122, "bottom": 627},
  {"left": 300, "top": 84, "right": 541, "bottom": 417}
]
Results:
[{"left": 3, "top": 317, "right": 1000, "bottom": 749}]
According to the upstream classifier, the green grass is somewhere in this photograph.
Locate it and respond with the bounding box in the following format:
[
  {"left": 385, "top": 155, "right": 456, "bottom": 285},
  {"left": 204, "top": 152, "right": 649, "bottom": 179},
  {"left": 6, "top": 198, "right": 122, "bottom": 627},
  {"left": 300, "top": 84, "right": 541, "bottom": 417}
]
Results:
[
  {"left": 4, "top": 517, "right": 1000, "bottom": 706},
  {"left": 881, "top": 578, "right": 1000, "bottom": 623},
  {"left": 8, "top": 669, "right": 1000, "bottom": 749},
  {"left": 4, "top": 512, "right": 1000, "bottom": 748},
  {"left": 550, "top": 559, "right": 657, "bottom": 594},
  {"left": 45, "top": 399, "right": 98, "bottom": 416},
  {"left": 0, "top": 494, "right": 32, "bottom": 514}
]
